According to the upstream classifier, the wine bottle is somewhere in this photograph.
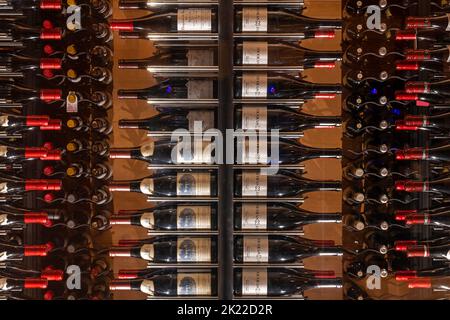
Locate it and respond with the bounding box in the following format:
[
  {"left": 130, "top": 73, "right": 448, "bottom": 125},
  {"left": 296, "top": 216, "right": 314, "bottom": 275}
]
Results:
[
  {"left": 0, "top": 115, "right": 50, "bottom": 128},
  {"left": 234, "top": 74, "right": 342, "bottom": 99},
  {"left": 0, "top": 211, "right": 51, "bottom": 228},
  {"left": 0, "top": 277, "right": 48, "bottom": 292},
  {"left": 234, "top": 268, "right": 341, "bottom": 296},
  {"left": 0, "top": 54, "right": 63, "bottom": 77},
  {"left": 111, "top": 203, "right": 217, "bottom": 230},
  {"left": 110, "top": 271, "right": 217, "bottom": 296},
  {"left": 0, "top": 145, "right": 60, "bottom": 162},
  {"left": 117, "top": 79, "right": 215, "bottom": 100},
  {"left": 234, "top": 170, "right": 341, "bottom": 197},
  {"left": 0, "top": 179, "right": 61, "bottom": 194},
  {"left": 108, "top": 171, "right": 217, "bottom": 197},
  {"left": 109, "top": 236, "right": 217, "bottom": 263},
  {"left": 234, "top": 235, "right": 342, "bottom": 263},
  {"left": 234, "top": 202, "right": 341, "bottom": 230}
]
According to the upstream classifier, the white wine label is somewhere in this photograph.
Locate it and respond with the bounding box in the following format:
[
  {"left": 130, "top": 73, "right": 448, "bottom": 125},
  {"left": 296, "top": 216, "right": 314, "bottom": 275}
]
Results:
[
  {"left": 242, "top": 42, "right": 268, "bottom": 65},
  {"left": 177, "top": 237, "right": 211, "bottom": 262},
  {"left": 140, "top": 142, "right": 154, "bottom": 157},
  {"left": 177, "top": 273, "right": 212, "bottom": 295},
  {"left": 241, "top": 171, "right": 267, "bottom": 196},
  {"left": 177, "top": 205, "right": 211, "bottom": 229},
  {"left": 242, "top": 7, "right": 268, "bottom": 32},
  {"left": 243, "top": 236, "right": 269, "bottom": 262},
  {"left": 242, "top": 106, "right": 267, "bottom": 130},
  {"left": 140, "top": 244, "right": 154, "bottom": 261},
  {"left": 175, "top": 141, "right": 214, "bottom": 164},
  {"left": 66, "top": 92, "right": 78, "bottom": 113},
  {"left": 0, "top": 214, "right": 8, "bottom": 226},
  {"left": 139, "top": 212, "right": 155, "bottom": 229},
  {"left": 0, "top": 115, "right": 8, "bottom": 127},
  {"left": 187, "top": 111, "right": 215, "bottom": 131},
  {"left": 0, "top": 182, "right": 8, "bottom": 194},
  {"left": 241, "top": 203, "right": 267, "bottom": 229},
  {"left": 447, "top": 45, "right": 450, "bottom": 63},
  {"left": 446, "top": 13, "right": 450, "bottom": 31},
  {"left": 176, "top": 172, "right": 211, "bottom": 196},
  {"left": 0, "top": 251, "right": 8, "bottom": 262},
  {"left": 188, "top": 49, "right": 214, "bottom": 66},
  {"left": 140, "top": 280, "right": 155, "bottom": 295},
  {"left": 239, "top": 139, "right": 268, "bottom": 164},
  {"left": 0, "top": 146, "right": 7, "bottom": 157},
  {"left": 242, "top": 269, "right": 268, "bottom": 295},
  {"left": 188, "top": 80, "right": 213, "bottom": 99},
  {"left": 177, "top": 9, "right": 212, "bottom": 32},
  {"left": 139, "top": 178, "right": 154, "bottom": 195},
  {"left": 0, "top": 277, "right": 8, "bottom": 290},
  {"left": 242, "top": 73, "right": 267, "bottom": 98}
]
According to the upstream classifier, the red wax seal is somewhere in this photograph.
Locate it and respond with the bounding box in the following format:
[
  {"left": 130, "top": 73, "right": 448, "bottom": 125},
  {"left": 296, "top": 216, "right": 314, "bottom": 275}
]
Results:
[
  {"left": 43, "top": 44, "right": 55, "bottom": 55},
  {"left": 42, "top": 20, "right": 54, "bottom": 30},
  {"left": 43, "top": 193, "right": 55, "bottom": 203}
]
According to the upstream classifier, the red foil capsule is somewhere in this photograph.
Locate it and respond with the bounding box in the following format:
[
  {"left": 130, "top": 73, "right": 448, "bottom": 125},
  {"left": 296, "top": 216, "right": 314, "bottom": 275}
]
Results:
[
  {"left": 25, "top": 179, "right": 62, "bottom": 191},
  {"left": 40, "top": 28, "right": 62, "bottom": 40},
  {"left": 117, "top": 270, "right": 140, "bottom": 280},
  {"left": 110, "top": 22, "right": 134, "bottom": 31},
  {"left": 314, "top": 30, "right": 335, "bottom": 38},
  {"left": 24, "top": 213, "right": 49, "bottom": 225},
  {"left": 314, "top": 93, "right": 336, "bottom": 99},
  {"left": 405, "top": 50, "right": 431, "bottom": 61},
  {"left": 395, "top": 148, "right": 427, "bottom": 160},
  {"left": 40, "top": 119, "right": 62, "bottom": 131},
  {"left": 24, "top": 278, "right": 48, "bottom": 289},
  {"left": 42, "top": 150, "right": 62, "bottom": 161},
  {"left": 395, "top": 92, "right": 418, "bottom": 101},
  {"left": 40, "top": 89, "right": 62, "bottom": 101},
  {"left": 405, "top": 18, "right": 431, "bottom": 29},
  {"left": 26, "top": 115, "right": 50, "bottom": 127},
  {"left": 408, "top": 278, "right": 432, "bottom": 289},
  {"left": 40, "top": 0, "right": 62, "bottom": 10},
  {"left": 394, "top": 210, "right": 417, "bottom": 221},
  {"left": 395, "top": 271, "right": 417, "bottom": 281},
  {"left": 41, "top": 269, "right": 64, "bottom": 281},
  {"left": 405, "top": 81, "right": 430, "bottom": 94},
  {"left": 109, "top": 281, "right": 133, "bottom": 291},
  {"left": 24, "top": 245, "right": 48, "bottom": 257},
  {"left": 24, "top": 147, "right": 48, "bottom": 159},
  {"left": 407, "top": 245, "right": 430, "bottom": 257},
  {"left": 313, "top": 62, "right": 336, "bottom": 69},
  {"left": 396, "top": 61, "right": 419, "bottom": 71},
  {"left": 400, "top": 181, "right": 428, "bottom": 192},
  {"left": 394, "top": 240, "right": 418, "bottom": 251},
  {"left": 396, "top": 30, "right": 417, "bottom": 41},
  {"left": 416, "top": 100, "right": 430, "bottom": 107},
  {"left": 406, "top": 214, "right": 429, "bottom": 225},
  {"left": 40, "top": 58, "right": 62, "bottom": 70},
  {"left": 404, "top": 115, "right": 428, "bottom": 127}
]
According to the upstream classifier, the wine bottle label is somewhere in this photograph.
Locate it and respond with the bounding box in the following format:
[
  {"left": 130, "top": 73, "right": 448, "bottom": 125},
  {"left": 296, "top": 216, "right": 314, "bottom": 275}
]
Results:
[
  {"left": 139, "top": 178, "right": 154, "bottom": 195},
  {"left": 0, "top": 115, "right": 9, "bottom": 126},
  {"left": 0, "top": 146, "right": 7, "bottom": 157},
  {"left": 66, "top": 92, "right": 78, "bottom": 113},
  {"left": 140, "top": 142, "right": 154, "bottom": 157},
  {"left": 177, "top": 9, "right": 212, "bottom": 32},
  {"left": 175, "top": 141, "right": 213, "bottom": 164},
  {"left": 140, "top": 212, "right": 154, "bottom": 229},
  {"left": 140, "top": 280, "right": 155, "bottom": 295},
  {"left": 177, "top": 237, "right": 211, "bottom": 262},
  {"left": 446, "top": 13, "right": 450, "bottom": 31},
  {"left": 242, "top": 7, "right": 268, "bottom": 32},
  {"left": 242, "top": 73, "right": 267, "bottom": 98},
  {"left": 177, "top": 205, "right": 211, "bottom": 229},
  {"left": 0, "top": 277, "right": 7, "bottom": 290},
  {"left": 140, "top": 244, "right": 154, "bottom": 261},
  {"left": 447, "top": 45, "right": 450, "bottom": 63},
  {"left": 239, "top": 139, "right": 268, "bottom": 164},
  {"left": 176, "top": 172, "right": 211, "bottom": 196},
  {"left": 243, "top": 236, "right": 269, "bottom": 262},
  {"left": 0, "top": 182, "right": 8, "bottom": 194},
  {"left": 241, "top": 171, "right": 267, "bottom": 196},
  {"left": 188, "top": 49, "right": 214, "bottom": 66},
  {"left": 241, "top": 203, "right": 267, "bottom": 229},
  {"left": 177, "top": 273, "right": 212, "bottom": 295},
  {"left": 187, "top": 110, "right": 215, "bottom": 131},
  {"left": 0, "top": 214, "right": 7, "bottom": 226},
  {"left": 242, "top": 106, "right": 267, "bottom": 130},
  {"left": 0, "top": 251, "right": 8, "bottom": 262},
  {"left": 242, "top": 269, "right": 268, "bottom": 295},
  {"left": 446, "top": 249, "right": 450, "bottom": 260},
  {"left": 188, "top": 80, "right": 213, "bottom": 99},
  {"left": 242, "top": 42, "right": 268, "bottom": 65}
]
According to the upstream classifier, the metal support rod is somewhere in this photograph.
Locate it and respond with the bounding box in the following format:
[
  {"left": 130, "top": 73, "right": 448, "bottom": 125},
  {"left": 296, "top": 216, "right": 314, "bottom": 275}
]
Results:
[{"left": 218, "top": 0, "right": 234, "bottom": 300}]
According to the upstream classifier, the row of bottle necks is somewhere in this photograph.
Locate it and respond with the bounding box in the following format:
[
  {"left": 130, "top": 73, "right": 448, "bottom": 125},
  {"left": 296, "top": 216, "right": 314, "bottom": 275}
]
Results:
[{"left": 340, "top": 0, "right": 450, "bottom": 300}]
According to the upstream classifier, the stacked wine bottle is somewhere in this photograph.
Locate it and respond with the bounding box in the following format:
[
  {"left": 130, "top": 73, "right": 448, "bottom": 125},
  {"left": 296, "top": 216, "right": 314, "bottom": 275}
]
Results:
[
  {"left": 343, "top": 0, "right": 450, "bottom": 299},
  {"left": 107, "top": 0, "right": 343, "bottom": 299},
  {"left": 0, "top": 0, "right": 113, "bottom": 300}
]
